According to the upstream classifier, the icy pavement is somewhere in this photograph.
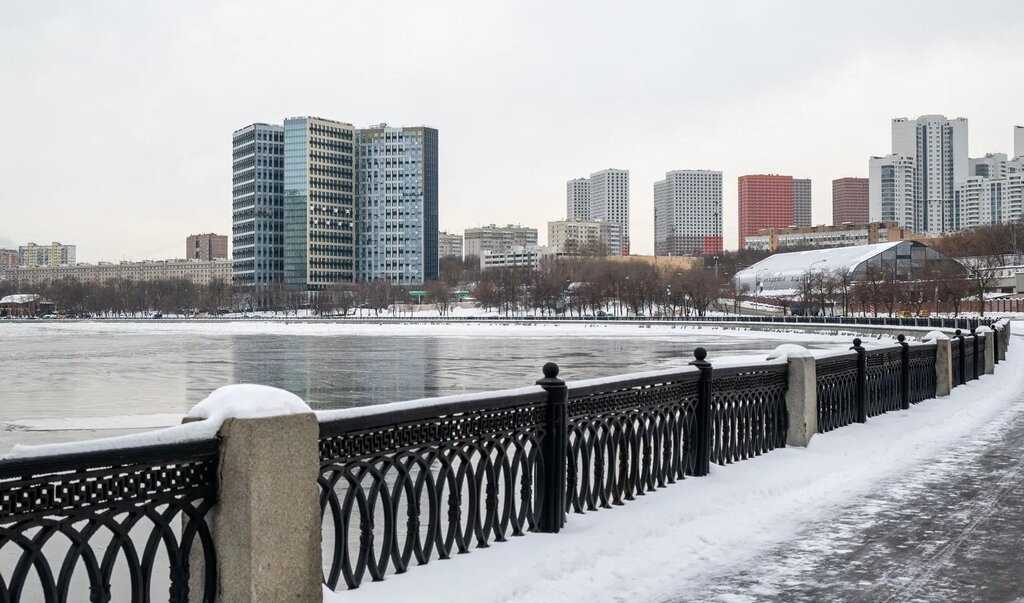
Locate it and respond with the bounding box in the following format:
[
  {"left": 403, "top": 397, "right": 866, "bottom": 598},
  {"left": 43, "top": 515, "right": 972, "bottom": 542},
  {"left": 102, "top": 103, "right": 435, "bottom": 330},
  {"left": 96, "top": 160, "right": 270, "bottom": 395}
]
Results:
[
  {"left": 328, "top": 336, "right": 1024, "bottom": 603},
  {"left": 673, "top": 372, "right": 1024, "bottom": 602}
]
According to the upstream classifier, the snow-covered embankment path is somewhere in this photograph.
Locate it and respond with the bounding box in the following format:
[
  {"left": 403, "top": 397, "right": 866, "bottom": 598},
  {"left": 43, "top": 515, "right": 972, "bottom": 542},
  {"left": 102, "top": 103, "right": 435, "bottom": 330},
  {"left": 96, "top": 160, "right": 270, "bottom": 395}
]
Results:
[{"left": 330, "top": 335, "right": 1024, "bottom": 603}]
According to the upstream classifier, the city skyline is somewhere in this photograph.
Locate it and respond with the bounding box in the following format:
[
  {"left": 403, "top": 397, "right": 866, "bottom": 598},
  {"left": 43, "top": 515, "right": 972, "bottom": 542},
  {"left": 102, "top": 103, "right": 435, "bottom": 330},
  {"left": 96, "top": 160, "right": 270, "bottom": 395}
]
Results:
[{"left": 1, "top": 1, "right": 1023, "bottom": 260}]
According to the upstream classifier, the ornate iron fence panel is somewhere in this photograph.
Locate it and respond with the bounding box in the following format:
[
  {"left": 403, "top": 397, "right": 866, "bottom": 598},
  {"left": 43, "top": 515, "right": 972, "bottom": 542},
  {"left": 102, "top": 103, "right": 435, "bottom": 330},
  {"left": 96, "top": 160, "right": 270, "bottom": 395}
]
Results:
[
  {"left": 565, "top": 370, "right": 700, "bottom": 514},
  {"left": 908, "top": 344, "right": 937, "bottom": 404},
  {"left": 0, "top": 441, "right": 219, "bottom": 603},
  {"left": 951, "top": 338, "right": 962, "bottom": 386},
  {"left": 865, "top": 346, "right": 903, "bottom": 417},
  {"left": 816, "top": 353, "right": 860, "bottom": 432},
  {"left": 318, "top": 389, "right": 549, "bottom": 591},
  {"left": 708, "top": 364, "right": 788, "bottom": 465}
]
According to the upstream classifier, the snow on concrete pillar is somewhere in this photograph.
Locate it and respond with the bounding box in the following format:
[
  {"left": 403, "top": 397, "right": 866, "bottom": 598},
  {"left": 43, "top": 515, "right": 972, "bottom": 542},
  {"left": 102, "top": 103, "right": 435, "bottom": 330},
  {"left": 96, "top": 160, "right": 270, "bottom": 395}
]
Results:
[
  {"left": 983, "top": 331, "right": 995, "bottom": 375},
  {"left": 767, "top": 344, "right": 816, "bottom": 447},
  {"left": 924, "top": 331, "right": 951, "bottom": 397},
  {"left": 186, "top": 385, "right": 322, "bottom": 602}
]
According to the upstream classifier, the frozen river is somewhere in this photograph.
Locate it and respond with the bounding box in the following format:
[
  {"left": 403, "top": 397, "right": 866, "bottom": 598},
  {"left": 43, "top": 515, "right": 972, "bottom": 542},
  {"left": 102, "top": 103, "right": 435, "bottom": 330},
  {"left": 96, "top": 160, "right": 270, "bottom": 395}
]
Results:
[{"left": 0, "top": 321, "right": 845, "bottom": 451}]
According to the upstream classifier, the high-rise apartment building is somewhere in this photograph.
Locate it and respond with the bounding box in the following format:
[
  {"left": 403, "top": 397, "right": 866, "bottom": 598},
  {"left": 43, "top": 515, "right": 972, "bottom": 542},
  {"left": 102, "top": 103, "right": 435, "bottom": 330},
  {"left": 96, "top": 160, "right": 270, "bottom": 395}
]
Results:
[
  {"left": 187, "top": 233, "right": 228, "bottom": 262},
  {"left": 463, "top": 225, "right": 538, "bottom": 258},
  {"left": 18, "top": 242, "right": 76, "bottom": 267},
  {"left": 588, "top": 169, "right": 630, "bottom": 254},
  {"left": 0, "top": 249, "right": 17, "bottom": 271},
  {"left": 548, "top": 220, "right": 624, "bottom": 256},
  {"left": 438, "top": 232, "right": 463, "bottom": 259},
  {"left": 889, "top": 115, "right": 968, "bottom": 234},
  {"left": 832, "top": 177, "right": 869, "bottom": 225},
  {"left": 355, "top": 124, "right": 438, "bottom": 283},
  {"left": 283, "top": 117, "right": 356, "bottom": 290},
  {"left": 792, "top": 178, "right": 812, "bottom": 227},
  {"left": 737, "top": 175, "right": 808, "bottom": 248},
  {"left": 1015, "top": 126, "right": 1023, "bottom": 159},
  {"left": 869, "top": 155, "right": 916, "bottom": 229},
  {"left": 653, "top": 170, "right": 723, "bottom": 256},
  {"left": 969, "top": 153, "right": 1008, "bottom": 180},
  {"left": 232, "top": 123, "right": 284, "bottom": 286},
  {"left": 566, "top": 178, "right": 591, "bottom": 221}
]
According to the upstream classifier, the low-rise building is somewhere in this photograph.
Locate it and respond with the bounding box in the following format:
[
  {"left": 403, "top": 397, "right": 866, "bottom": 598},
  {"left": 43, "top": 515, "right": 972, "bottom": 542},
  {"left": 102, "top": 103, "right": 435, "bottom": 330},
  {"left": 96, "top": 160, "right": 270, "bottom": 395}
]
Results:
[
  {"left": 743, "top": 222, "right": 911, "bottom": 252},
  {"left": 438, "top": 231, "right": 464, "bottom": 259},
  {"left": 464, "top": 225, "right": 538, "bottom": 258},
  {"left": 4, "top": 259, "right": 232, "bottom": 287},
  {"left": 186, "top": 233, "right": 228, "bottom": 261},
  {"left": 479, "top": 245, "right": 557, "bottom": 270},
  {"left": 0, "top": 294, "right": 56, "bottom": 317},
  {"left": 547, "top": 220, "right": 624, "bottom": 256}
]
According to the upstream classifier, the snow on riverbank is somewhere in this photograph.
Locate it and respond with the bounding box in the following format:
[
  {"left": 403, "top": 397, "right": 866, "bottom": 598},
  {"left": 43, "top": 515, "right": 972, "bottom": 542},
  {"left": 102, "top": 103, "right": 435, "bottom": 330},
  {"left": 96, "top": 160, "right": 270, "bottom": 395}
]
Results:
[
  {"left": 0, "top": 319, "right": 891, "bottom": 343},
  {"left": 331, "top": 337, "right": 1024, "bottom": 603}
]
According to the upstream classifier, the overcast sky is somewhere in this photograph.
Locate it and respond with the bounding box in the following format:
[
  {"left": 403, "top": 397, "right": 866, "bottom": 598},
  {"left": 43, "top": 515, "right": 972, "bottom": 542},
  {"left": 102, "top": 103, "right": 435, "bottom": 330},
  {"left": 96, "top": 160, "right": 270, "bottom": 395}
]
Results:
[{"left": 1, "top": 0, "right": 1022, "bottom": 261}]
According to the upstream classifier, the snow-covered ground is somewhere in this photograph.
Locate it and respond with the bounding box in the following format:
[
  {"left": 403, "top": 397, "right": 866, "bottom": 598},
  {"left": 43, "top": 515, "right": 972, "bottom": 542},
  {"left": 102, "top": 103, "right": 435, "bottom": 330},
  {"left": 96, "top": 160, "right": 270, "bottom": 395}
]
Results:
[{"left": 328, "top": 336, "right": 1024, "bottom": 603}]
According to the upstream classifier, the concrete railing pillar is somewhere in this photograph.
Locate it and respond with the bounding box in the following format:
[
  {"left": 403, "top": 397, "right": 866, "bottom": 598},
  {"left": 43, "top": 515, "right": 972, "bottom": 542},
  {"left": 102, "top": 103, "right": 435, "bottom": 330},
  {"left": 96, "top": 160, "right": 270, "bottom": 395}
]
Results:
[
  {"left": 924, "top": 331, "right": 951, "bottom": 397},
  {"left": 767, "top": 344, "right": 816, "bottom": 446},
  {"left": 186, "top": 385, "right": 323, "bottom": 603},
  {"left": 983, "top": 332, "right": 995, "bottom": 375}
]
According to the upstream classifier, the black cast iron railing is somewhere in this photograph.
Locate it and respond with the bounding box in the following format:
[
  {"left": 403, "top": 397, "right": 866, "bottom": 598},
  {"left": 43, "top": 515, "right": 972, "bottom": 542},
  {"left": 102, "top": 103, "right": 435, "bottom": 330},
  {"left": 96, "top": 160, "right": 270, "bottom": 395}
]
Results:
[
  {"left": 317, "top": 388, "right": 550, "bottom": 591},
  {"left": 0, "top": 441, "right": 219, "bottom": 603},
  {"left": 952, "top": 336, "right": 963, "bottom": 386},
  {"left": 708, "top": 364, "right": 789, "bottom": 465},
  {"left": 317, "top": 324, "right": 1006, "bottom": 592},
  {"left": 564, "top": 368, "right": 701, "bottom": 513}
]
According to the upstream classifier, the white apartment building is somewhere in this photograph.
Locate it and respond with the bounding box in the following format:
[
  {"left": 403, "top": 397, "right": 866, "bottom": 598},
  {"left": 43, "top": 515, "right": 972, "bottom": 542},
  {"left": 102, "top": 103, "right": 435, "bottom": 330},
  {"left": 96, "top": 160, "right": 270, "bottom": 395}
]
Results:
[
  {"left": 566, "top": 178, "right": 591, "bottom": 221},
  {"left": 954, "top": 156, "right": 1024, "bottom": 230},
  {"left": 18, "top": 242, "right": 77, "bottom": 267},
  {"left": 792, "top": 178, "right": 812, "bottom": 227},
  {"left": 588, "top": 169, "right": 630, "bottom": 254},
  {"left": 479, "top": 245, "right": 557, "bottom": 270},
  {"left": 969, "top": 153, "right": 1008, "bottom": 180},
  {"left": 869, "top": 155, "right": 916, "bottom": 229},
  {"left": 463, "top": 224, "right": 538, "bottom": 258},
  {"left": 889, "top": 115, "right": 968, "bottom": 234},
  {"left": 4, "top": 259, "right": 232, "bottom": 287},
  {"left": 438, "top": 231, "right": 463, "bottom": 259},
  {"left": 653, "top": 170, "right": 723, "bottom": 257},
  {"left": 547, "top": 220, "right": 623, "bottom": 256}
]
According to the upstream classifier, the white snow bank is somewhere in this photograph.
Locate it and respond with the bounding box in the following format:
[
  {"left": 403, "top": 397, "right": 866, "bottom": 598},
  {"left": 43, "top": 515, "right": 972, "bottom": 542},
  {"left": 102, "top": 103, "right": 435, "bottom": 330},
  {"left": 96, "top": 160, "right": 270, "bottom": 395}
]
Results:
[
  {"left": 316, "top": 386, "right": 544, "bottom": 423},
  {"left": 3, "top": 384, "right": 309, "bottom": 460},
  {"left": 329, "top": 338, "right": 1024, "bottom": 603},
  {"left": 1, "top": 414, "right": 184, "bottom": 432}
]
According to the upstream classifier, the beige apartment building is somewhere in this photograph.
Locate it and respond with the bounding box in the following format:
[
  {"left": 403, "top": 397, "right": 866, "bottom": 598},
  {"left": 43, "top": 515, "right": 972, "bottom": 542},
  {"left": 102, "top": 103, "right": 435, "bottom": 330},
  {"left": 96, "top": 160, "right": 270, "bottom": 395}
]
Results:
[
  {"left": 547, "top": 220, "right": 624, "bottom": 256},
  {"left": 743, "top": 221, "right": 912, "bottom": 252},
  {"left": 0, "top": 249, "right": 17, "bottom": 270},
  {"left": 18, "top": 242, "right": 77, "bottom": 267},
  {"left": 186, "top": 233, "right": 228, "bottom": 261},
  {"left": 3, "top": 259, "right": 232, "bottom": 287}
]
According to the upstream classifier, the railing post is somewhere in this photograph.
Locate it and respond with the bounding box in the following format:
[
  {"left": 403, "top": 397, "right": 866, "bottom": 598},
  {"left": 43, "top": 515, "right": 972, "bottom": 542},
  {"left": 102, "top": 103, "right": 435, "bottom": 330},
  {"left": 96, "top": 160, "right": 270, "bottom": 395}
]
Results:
[
  {"left": 991, "top": 325, "right": 999, "bottom": 365},
  {"left": 924, "top": 330, "right": 952, "bottom": 397},
  {"left": 536, "top": 362, "right": 567, "bottom": 533},
  {"left": 898, "top": 334, "right": 910, "bottom": 410},
  {"left": 766, "top": 345, "right": 816, "bottom": 446},
  {"left": 852, "top": 338, "right": 867, "bottom": 423},
  {"left": 689, "top": 348, "right": 713, "bottom": 477},
  {"left": 983, "top": 330, "right": 995, "bottom": 375},
  {"left": 187, "top": 388, "right": 322, "bottom": 602},
  {"left": 970, "top": 328, "right": 980, "bottom": 380},
  {"left": 955, "top": 329, "right": 966, "bottom": 386}
]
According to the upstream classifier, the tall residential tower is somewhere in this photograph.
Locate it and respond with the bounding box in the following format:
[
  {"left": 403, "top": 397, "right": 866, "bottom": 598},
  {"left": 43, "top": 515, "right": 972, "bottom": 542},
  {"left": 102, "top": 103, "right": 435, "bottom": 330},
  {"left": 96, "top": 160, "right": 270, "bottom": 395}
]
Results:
[
  {"left": 889, "top": 115, "right": 968, "bottom": 234},
  {"left": 653, "top": 170, "right": 722, "bottom": 256},
  {"left": 588, "top": 169, "right": 630, "bottom": 254},
  {"left": 832, "top": 177, "right": 869, "bottom": 225}
]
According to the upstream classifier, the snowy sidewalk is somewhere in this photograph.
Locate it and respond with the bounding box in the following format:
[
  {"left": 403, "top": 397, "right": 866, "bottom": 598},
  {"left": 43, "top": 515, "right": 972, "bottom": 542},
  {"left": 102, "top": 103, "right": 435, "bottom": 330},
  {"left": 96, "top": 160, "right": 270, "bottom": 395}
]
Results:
[{"left": 330, "top": 335, "right": 1024, "bottom": 603}]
